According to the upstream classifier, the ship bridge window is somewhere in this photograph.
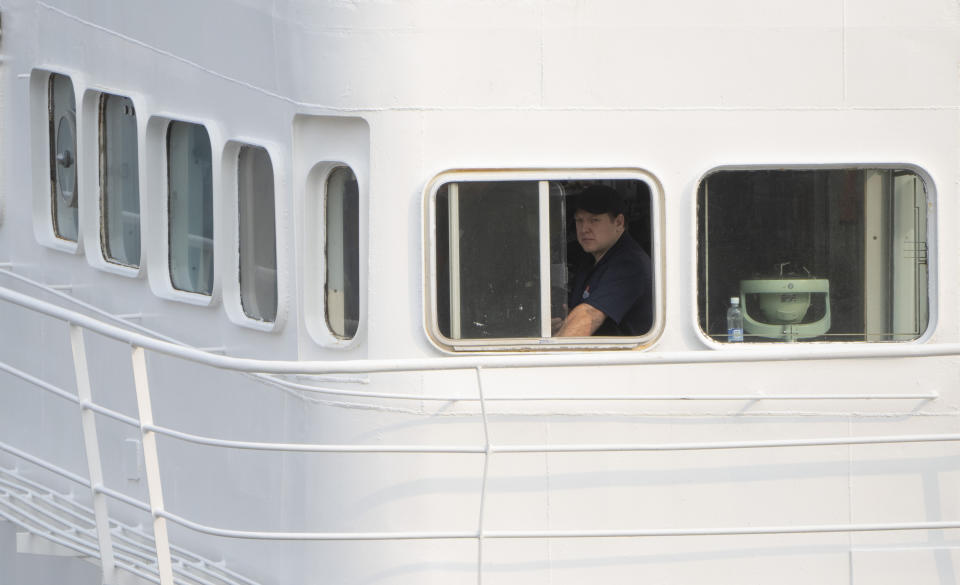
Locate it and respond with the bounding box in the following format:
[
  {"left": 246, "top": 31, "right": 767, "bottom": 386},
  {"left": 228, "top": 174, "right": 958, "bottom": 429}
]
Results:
[
  {"left": 49, "top": 73, "right": 78, "bottom": 242},
  {"left": 237, "top": 145, "right": 277, "bottom": 322},
  {"left": 326, "top": 166, "right": 360, "bottom": 339},
  {"left": 167, "top": 121, "right": 213, "bottom": 295},
  {"left": 698, "top": 167, "right": 930, "bottom": 343},
  {"left": 429, "top": 172, "right": 659, "bottom": 350},
  {"left": 99, "top": 94, "right": 140, "bottom": 267}
]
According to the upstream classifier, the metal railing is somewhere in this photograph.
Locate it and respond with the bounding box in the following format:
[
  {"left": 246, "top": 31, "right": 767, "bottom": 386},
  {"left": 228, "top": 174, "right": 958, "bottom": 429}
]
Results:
[
  {"left": 0, "top": 461, "right": 262, "bottom": 585},
  {"left": 0, "top": 283, "right": 958, "bottom": 585},
  {"left": 0, "top": 266, "right": 940, "bottom": 401}
]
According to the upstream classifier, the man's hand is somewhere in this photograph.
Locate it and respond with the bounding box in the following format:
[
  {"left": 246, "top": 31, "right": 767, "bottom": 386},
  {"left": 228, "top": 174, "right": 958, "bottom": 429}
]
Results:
[
  {"left": 551, "top": 304, "right": 569, "bottom": 335},
  {"left": 551, "top": 317, "right": 564, "bottom": 336},
  {"left": 555, "top": 303, "right": 607, "bottom": 337}
]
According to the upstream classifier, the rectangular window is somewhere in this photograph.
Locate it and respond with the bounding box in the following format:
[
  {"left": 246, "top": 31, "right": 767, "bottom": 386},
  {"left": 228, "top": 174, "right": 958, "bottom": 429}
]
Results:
[
  {"left": 697, "top": 168, "right": 929, "bottom": 343},
  {"left": 99, "top": 94, "right": 140, "bottom": 267},
  {"left": 326, "top": 166, "right": 360, "bottom": 339},
  {"left": 432, "top": 174, "right": 655, "bottom": 349},
  {"left": 167, "top": 121, "right": 213, "bottom": 295},
  {"left": 237, "top": 145, "right": 277, "bottom": 322},
  {"left": 49, "top": 73, "right": 78, "bottom": 241}
]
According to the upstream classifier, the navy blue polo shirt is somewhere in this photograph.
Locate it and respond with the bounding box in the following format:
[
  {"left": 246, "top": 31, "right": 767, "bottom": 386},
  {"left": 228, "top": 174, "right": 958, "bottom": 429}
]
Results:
[{"left": 567, "top": 233, "right": 652, "bottom": 336}]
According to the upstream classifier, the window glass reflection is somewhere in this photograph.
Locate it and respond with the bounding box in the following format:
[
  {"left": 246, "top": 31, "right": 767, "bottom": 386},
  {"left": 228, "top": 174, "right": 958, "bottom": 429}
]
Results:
[
  {"left": 238, "top": 145, "right": 277, "bottom": 322},
  {"left": 100, "top": 94, "right": 140, "bottom": 266},
  {"left": 697, "top": 169, "right": 929, "bottom": 342},
  {"left": 435, "top": 179, "right": 653, "bottom": 342},
  {"left": 325, "top": 167, "right": 360, "bottom": 339},
  {"left": 167, "top": 122, "right": 213, "bottom": 295},
  {"left": 49, "top": 74, "right": 78, "bottom": 241}
]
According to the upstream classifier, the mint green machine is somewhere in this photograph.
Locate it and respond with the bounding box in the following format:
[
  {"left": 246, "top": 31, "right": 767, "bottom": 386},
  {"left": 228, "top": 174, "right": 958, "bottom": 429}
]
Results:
[{"left": 739, "top": 278, "right": 831, "bottom": 342}]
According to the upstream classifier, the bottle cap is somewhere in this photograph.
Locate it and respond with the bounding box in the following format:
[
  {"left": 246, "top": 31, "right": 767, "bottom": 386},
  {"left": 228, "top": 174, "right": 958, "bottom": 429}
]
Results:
[{"left": 730, "top": 297, "right": 739, "bottom": 306}]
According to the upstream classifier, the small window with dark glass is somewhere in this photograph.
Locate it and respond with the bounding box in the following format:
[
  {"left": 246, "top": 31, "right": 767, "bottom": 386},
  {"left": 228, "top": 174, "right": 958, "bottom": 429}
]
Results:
[
  {"left": 433, "top": 177, "right": 654, "bottom": 347},
  {"left": 167, "top": 121, "right": 213, "bottom": 295},
  {"left": 49, "top": 73, "right": 78, "bottom": 241},
  {"left": 697, "top": 168, "right": 929, "bottom": 343},
  {"left": 237, "top": 145, "right": 277, "bottom": 322},
  {"left": 99, "top": 94, "right": 140, "bottom": 267},
  {"left": 325, "top": 167, "right": 360, "bottom": 339}
]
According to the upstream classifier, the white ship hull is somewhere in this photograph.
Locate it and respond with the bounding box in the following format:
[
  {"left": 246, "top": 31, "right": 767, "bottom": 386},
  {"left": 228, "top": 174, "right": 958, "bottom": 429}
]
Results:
[{"left": 1, "top": 1, "right": 959, "bottom": 584}]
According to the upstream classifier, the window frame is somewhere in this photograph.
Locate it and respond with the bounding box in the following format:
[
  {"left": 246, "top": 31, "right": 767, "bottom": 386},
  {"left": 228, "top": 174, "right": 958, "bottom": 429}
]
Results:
[
  {"left": 97, "top": 92, "right": 142, "bottom": 270},
  {"left": 694, "top": 163, "right": 937, "bottom": 348},
  {"left": 424, "top": 168, "right": 664, "bottom": 352},
  {"left": 76, "top": 88, "right": 147, "bottom": 278},
  {"left": 141, "top": 115, "right": 220, "bottom": 307},
  {"left": 221, "top": 139, "right": 285, "bottom": 332},
  {"left": 30, "top": 70, "right": 84, "bottom": 254},
  {"left": 303, "top": 161, "right": 365, "bottom": 348}
]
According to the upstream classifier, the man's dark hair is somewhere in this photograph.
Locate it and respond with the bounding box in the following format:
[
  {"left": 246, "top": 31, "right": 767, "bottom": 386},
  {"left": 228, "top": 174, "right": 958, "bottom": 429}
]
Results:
[{"left": 573, "top": 185, "right": 626, "bottom": 221}]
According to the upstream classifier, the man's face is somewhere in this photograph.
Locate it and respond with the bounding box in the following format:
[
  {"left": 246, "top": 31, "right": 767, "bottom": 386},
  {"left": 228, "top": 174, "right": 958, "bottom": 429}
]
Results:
[{"left": 574, "top": 209, "right": 624, "bottom": 259}]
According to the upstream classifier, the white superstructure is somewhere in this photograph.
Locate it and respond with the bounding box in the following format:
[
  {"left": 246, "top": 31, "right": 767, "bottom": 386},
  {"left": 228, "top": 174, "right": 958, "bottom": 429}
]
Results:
[{"left": 1, "top": 1, "right": 959, "bottom": 584}]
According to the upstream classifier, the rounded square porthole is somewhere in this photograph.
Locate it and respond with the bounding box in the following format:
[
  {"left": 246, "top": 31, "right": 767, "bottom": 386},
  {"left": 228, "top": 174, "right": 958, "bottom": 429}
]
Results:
[
  {"left": 166, "top": 121, "right": 214, "bottom": 296},
  {"left": 697, "top": 167, "right": 931, "bottom": 343},
  {"left": 426, "top": 169, "right": 662, "bottom": 351},
  {"left": 325, "top": 166, "right": 359, "bottom": 340},
  {"left": 99, "top": 93, "right": 141, "bottom": 267},
  {"left": 237, "top": 144, "right": 278, "bottom": 323},
  {"left": 49, "top": 73, "right": 78, "bottom": 242}
]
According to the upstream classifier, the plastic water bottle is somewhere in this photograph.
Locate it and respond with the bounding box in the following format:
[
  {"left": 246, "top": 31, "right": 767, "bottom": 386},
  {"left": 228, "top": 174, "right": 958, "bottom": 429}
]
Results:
[{"left": 727, "top": 297, "right": 743, "bottom": 342}]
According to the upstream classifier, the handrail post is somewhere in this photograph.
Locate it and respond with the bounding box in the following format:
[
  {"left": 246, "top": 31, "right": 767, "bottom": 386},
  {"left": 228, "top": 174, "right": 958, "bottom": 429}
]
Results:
[
  {"left": 475, "top": 366, "right": 491, "bottom": 585},
  {"left": 131, "top": 346, "right": 175, "bottom": 585},
  {"left": 70, "top": 324, "right": 116, "bottom": 584}
]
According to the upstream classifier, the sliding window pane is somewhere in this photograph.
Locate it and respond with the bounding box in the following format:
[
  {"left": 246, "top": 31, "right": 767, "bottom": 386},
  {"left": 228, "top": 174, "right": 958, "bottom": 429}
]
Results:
[{"left": 436, "top": 181, "right": 541, "bottom": 339}]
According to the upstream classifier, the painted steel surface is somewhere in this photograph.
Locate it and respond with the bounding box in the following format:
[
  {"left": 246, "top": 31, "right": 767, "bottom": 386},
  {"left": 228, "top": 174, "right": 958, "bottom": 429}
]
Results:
[{"left": 0, "top": 1, "right": 958, "bottom": 585}]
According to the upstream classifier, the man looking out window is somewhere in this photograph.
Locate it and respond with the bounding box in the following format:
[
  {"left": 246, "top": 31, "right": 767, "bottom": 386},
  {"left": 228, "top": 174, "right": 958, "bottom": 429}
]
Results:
[{"left": 554, "top": 185, "right": 652, "bottom": 337}]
